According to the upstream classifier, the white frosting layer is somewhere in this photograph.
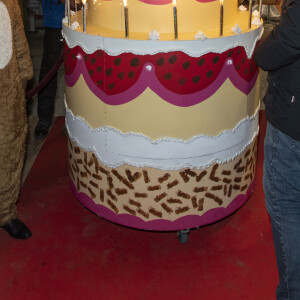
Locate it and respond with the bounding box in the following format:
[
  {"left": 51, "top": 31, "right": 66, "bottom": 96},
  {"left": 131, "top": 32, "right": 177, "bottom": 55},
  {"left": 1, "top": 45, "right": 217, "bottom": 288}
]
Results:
[
  {"left": 62, "top": 25, "right": 263, "bottom": 59},
  {"left": 0, "top": 2, "right": 12, "bottom": 70},
  {"left": 66, "top": 102, "right": 259, "bottom": 170}
]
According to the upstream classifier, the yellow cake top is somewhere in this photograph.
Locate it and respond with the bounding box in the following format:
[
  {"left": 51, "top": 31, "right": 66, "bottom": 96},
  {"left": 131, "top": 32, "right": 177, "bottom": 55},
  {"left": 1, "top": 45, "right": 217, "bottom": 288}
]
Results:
[{"left": 69, "top": 0, "right": 260, "bottom": 40}]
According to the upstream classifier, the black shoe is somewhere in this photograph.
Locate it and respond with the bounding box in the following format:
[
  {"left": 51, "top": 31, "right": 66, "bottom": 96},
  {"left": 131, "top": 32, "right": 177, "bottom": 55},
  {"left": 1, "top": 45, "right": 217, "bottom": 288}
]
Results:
[
  {"left": 1, "top": 219, "right": 32, "bottom": 240},
  {"left": 35, "top": 120, "right": 51, "bottom": 139}
]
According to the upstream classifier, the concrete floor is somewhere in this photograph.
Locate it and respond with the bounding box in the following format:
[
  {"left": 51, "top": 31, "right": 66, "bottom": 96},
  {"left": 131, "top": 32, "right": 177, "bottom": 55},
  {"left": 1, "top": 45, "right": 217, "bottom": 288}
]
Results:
[{"left": 22, "top": 22, "right": 275, "bottom": 183}]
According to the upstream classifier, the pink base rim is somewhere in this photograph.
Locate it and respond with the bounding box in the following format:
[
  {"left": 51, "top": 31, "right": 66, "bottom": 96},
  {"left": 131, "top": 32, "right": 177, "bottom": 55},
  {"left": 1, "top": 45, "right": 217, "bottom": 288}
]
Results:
[{"left": 70, "top": 178, "right": 255, "bottom": 231}]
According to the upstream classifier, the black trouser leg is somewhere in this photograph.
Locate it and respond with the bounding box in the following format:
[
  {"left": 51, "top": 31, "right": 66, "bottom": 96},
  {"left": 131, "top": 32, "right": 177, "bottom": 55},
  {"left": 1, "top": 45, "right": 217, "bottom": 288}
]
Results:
[{"left": 37, "top": 27, "right": 63, "bottom": 122}]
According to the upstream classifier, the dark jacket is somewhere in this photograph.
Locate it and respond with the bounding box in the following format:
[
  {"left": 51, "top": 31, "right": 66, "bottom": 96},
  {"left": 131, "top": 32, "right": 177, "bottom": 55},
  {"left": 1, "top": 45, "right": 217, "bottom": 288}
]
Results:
[{"left": 254, "top": 0, "right": 300, "bottom": 141}]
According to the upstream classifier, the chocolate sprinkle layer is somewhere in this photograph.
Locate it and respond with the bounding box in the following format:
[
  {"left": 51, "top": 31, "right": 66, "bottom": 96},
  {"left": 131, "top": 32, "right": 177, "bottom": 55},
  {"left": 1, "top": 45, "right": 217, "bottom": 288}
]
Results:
[{"left": 68, "top": 137, "right": 257, "bottom": 221}]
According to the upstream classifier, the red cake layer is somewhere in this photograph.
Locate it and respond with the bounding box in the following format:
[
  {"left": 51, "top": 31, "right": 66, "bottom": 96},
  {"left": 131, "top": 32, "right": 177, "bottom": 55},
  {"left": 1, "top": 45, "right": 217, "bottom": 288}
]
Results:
[{"left": 64, "top": 43, "right": 258, "bottom": 96}]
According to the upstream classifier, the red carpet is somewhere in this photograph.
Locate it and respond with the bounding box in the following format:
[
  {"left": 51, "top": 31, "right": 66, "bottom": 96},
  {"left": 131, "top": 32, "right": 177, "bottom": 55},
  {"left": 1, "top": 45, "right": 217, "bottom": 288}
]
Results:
[{"left": 0, "top": 112, "right": 278, "bottom": 300}]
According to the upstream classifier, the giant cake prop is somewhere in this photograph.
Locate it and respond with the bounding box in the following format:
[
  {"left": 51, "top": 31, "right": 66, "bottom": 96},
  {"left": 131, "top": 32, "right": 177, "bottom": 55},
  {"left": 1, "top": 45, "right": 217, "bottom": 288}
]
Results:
[{"left": 63, "top": 0, "right": 263, "bottom": 231}]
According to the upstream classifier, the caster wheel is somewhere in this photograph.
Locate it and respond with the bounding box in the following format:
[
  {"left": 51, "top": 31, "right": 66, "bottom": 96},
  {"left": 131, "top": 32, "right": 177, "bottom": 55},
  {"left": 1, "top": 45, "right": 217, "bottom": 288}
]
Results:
[{"left": 177, "top": 229, "right": 190, "bottom": 244}]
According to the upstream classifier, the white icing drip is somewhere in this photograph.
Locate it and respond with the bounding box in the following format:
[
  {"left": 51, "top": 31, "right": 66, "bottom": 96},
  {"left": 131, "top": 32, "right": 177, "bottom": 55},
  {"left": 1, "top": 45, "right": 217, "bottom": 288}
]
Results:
[
  {"left": 62, "top": 25, "right": 264, "bottom": 59},
  {"left": 65, "top": 98, "right": 260, "bottom": 170},
  {"left": 0, "top": 2, "right": 13, "bottom": 70}
]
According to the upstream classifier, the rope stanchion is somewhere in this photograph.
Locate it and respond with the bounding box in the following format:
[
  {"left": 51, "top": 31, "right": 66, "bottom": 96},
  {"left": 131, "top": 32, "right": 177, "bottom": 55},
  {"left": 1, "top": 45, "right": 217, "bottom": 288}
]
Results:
[{"left": 26, "top": 51, "right": 64, "bottom": 100}]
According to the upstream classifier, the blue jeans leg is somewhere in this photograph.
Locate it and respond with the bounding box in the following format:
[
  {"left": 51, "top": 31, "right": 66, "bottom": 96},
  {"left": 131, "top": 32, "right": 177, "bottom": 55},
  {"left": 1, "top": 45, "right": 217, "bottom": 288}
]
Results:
[{"left": 263, "top": 122, "right": 300, "bottom": 300}]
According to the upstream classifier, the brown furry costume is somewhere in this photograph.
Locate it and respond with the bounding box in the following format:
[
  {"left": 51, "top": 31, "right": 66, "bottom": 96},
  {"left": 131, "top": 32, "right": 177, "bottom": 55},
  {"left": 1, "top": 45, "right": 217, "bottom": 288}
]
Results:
[{"left": 0, "top": 0, "right": 34, "bottom": 226}]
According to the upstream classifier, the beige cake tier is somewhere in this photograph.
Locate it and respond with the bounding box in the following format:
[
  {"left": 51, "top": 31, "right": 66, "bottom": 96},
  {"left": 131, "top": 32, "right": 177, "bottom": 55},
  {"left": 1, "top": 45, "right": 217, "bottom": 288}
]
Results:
[{"left": 67, "top": 0, "right": 261, "bottom": 40}]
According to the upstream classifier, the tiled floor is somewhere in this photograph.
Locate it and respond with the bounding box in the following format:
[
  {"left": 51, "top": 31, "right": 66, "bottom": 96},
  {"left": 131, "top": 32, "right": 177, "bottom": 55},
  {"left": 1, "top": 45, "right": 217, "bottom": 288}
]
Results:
[{"left": 22, "top": 22, "right": 276, "bottom": 183}]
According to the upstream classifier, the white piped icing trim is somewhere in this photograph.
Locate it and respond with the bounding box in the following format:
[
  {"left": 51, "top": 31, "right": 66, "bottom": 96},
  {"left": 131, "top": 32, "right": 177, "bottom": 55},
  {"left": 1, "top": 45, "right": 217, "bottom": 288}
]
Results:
[
  {"left": 231, "top": 24, "right": 242, "bottom": 34},
  {"left": 63, "top": 16, "right": 68, "bottom": 25},
  {"left": 195, "top": 31, "right": 208, "bottom": 40},
  {"left": 62, "top": 25, "right": 263, "bottom": 59},
  {"left": 252, "top": 18, "right": 262, "bottom": 26},
  {"left": 0, "top": 2, "right": 13, "bottom": 70},
  {"left": 238, "top": 5, "right": 248, "bottom": 11},
  {"left": 149, "top": 30, "right": 160, "bottom": 40},
  {"left": 65, "top": 101, "right": 259, "bottom": 170},
  {"left": 71, "top": 21, "right": 80, "bottom": 30}
]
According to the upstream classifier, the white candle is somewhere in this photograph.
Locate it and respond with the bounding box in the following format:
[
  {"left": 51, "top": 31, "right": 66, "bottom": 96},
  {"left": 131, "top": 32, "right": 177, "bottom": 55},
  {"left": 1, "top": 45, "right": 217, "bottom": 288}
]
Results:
[
  {"left": 123, "top": 0, "right": 129, "bottom": 38},
  {"left": 220, "top": 0, "right": 223, "bottom": 36},
  {"left": 82, "top": 0, "right": 87, "bottom": 32},
  {"left": 67, "top": 0, "right": 71, "bottom": 26},
  {"left": 259, "top": 0, "right": 263, "bottom": 20},
  {"left": 172, "top": 0, "right": 178, "bottom": 40},
  {"left": 249, "top": 0, "right": 253, "bottom": 29},
  {"left": 75, "top": 0, "right": 77, "bottom": 14}
]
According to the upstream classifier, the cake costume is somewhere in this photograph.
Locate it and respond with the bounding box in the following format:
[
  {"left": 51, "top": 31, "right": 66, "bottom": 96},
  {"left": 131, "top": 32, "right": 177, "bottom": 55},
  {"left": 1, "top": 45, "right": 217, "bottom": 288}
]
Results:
[
  {"left": 0, "top": 0, "right": 34, "bottom": 229},
  {"left": 63, "top": 0, "right": 262, "bottom": 235}
]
